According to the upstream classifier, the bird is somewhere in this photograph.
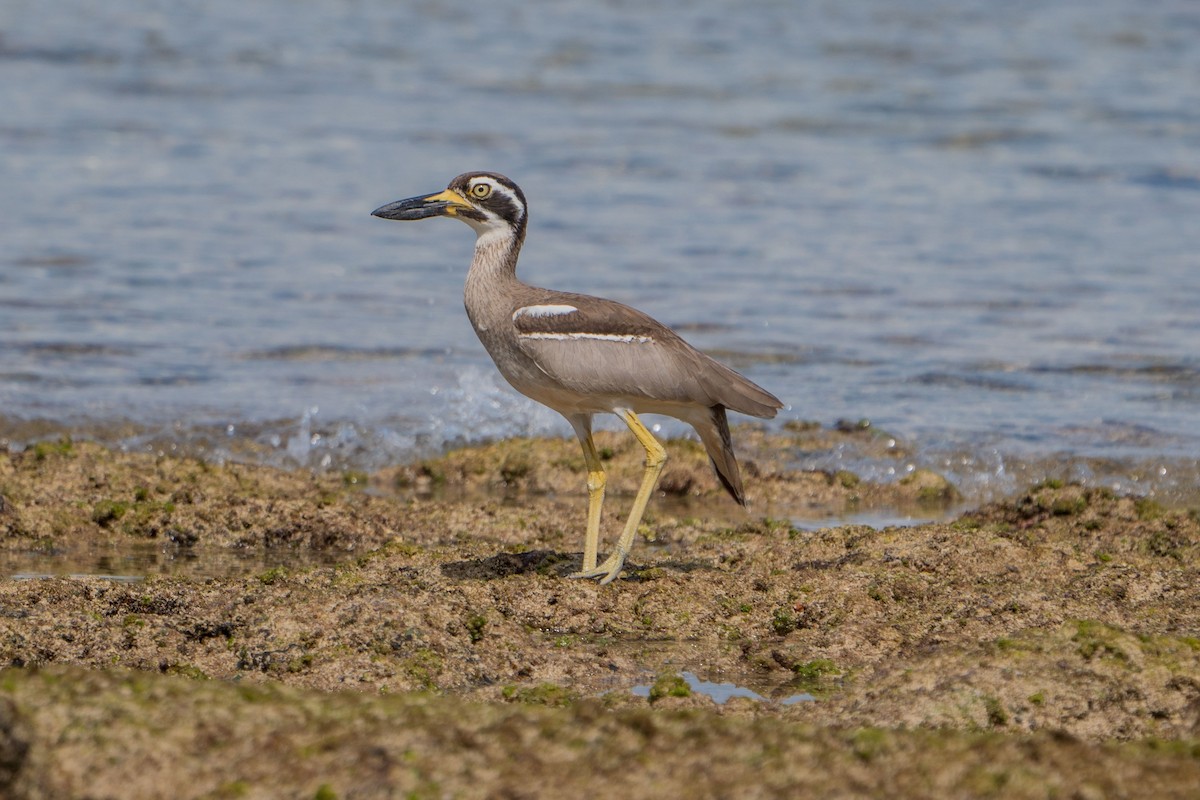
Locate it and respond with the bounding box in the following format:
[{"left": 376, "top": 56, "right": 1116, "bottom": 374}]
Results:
[{"left": 372, "top": 172, "right": 782, "bottom": 584}]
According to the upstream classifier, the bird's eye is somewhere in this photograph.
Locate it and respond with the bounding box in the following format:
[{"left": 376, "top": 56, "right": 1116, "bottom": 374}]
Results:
[{"left": 470, "top": 183, "right": 492, "bottom": 199}]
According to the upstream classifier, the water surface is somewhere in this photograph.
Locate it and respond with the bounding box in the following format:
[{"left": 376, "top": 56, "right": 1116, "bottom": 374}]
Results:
[{"left": 2, "top": 0, "right": 1198, "bottom": 501}]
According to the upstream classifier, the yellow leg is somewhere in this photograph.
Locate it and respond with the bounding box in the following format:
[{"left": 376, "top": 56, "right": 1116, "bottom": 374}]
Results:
[
  {"left": 567, "top": 420, "right": 607, "bottom": 575},
  {"left": 574, "top": 410, "right": 666, "bottom": 584}
]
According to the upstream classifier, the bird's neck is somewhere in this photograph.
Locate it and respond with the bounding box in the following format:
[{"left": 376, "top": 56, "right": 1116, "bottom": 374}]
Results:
[{"left": 463, "top": 227, "right": 526, "bottom": 334}]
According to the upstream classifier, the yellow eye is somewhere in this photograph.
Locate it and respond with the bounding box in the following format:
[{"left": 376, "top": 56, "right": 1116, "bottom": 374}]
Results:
[{"left": 470, "top": 183, "right": 492, "bottom": 199}]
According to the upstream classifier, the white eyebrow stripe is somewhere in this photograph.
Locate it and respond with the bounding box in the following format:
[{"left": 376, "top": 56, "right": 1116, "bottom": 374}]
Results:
[
  {"left": 512, "top": 304, "right": 579, "bottom": 320},
  {"left": 518, "top": 332, "right": 655, "bottom": 344}
]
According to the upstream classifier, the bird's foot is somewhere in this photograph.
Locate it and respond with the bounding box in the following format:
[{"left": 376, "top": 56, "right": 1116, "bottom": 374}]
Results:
[{"left": 567, "top": 550, "right": 627, "bottom": 584}]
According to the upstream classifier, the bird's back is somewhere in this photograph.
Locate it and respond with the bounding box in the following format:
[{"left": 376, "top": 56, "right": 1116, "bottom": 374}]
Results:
[{"left": 508, "top": 289, "right": 782, "bottom": 419}]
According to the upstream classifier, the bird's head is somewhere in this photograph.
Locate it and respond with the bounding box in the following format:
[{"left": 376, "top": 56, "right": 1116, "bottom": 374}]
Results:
[{"left": 372, "top": 172, "right": 527, "bottom": 244}]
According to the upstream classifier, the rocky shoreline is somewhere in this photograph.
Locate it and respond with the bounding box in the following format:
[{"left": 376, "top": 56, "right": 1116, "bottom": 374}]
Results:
[{"left": 1, "top": 432, "right": 1197, "bottom": 797}]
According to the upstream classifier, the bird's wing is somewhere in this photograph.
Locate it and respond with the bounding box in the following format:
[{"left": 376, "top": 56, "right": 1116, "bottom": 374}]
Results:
[
  {"left": 511, "top": 292, "right": 783, "bottom": 417},
  {"left": 510, "top": 293, "right": 719, "bottom": 408}
]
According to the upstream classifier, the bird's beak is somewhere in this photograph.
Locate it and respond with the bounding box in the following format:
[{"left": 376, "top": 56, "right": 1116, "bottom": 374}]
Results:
[{"left": 371, "top": 188, "right": 472, "bottom": 221}]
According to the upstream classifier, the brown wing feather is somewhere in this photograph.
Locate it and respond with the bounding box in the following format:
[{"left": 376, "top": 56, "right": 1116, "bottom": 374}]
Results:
[
  {"left": 511, "top": 292, "right": 678, "bottom": 340},
  {"left": 512, "top": 292, "right": 782, "bottom": 417}
]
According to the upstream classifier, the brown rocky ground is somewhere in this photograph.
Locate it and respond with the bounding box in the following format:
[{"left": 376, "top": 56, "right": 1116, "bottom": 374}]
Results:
[{"left": 0, "top": 431, "right": 1198, "bottom": 798}]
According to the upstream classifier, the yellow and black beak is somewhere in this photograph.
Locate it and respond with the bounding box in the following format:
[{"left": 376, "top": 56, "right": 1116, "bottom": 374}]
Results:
[{"left": 371, "top": 188, "right": 472, "bottom": 221}]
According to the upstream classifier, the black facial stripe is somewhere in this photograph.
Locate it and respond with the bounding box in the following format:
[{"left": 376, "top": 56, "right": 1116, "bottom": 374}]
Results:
[{"left": 482, "top": 189, "right": 524, "bottom": 226}]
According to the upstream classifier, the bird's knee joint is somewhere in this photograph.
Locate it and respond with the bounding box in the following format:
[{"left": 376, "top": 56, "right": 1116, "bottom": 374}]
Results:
[{"left": 587, "top": 470, "right": 607, "bottom": 493}]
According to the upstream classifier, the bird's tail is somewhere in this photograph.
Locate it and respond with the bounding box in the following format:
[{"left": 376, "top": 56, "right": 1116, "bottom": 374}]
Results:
[
  {"left": 694, "top": 405, "right": 747, "bottom": 506},
  {"left": 696, "top": 355, "right": 783, "bottom": 420}
]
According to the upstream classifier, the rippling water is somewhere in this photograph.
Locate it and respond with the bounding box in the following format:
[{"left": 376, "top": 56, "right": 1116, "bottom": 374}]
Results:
[{"left": 2, "top": 1, "right": 1198, "bottom": 500}]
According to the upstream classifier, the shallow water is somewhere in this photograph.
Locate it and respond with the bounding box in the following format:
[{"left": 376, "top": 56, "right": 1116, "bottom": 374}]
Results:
[
  {"left": 2, "top": 1, "right": 1198, "bottom": 500},
  {"left": 630, "top": 671, "right": 816, "bottom": 706}
]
